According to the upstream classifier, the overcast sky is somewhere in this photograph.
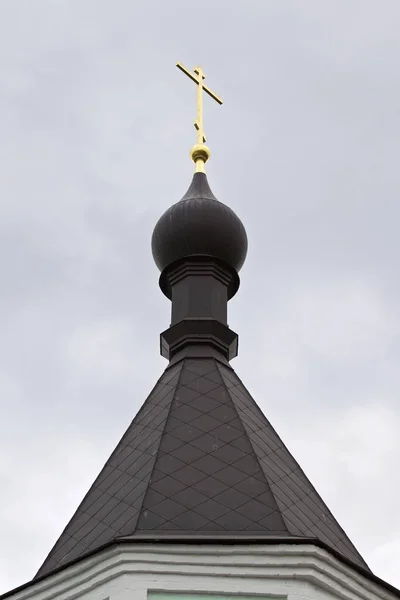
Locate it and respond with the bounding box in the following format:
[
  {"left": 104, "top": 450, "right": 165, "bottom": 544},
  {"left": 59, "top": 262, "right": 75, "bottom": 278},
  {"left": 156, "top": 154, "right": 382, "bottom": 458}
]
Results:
[{"left": 1, "top": 0, "right": 400, "bottom": 593}]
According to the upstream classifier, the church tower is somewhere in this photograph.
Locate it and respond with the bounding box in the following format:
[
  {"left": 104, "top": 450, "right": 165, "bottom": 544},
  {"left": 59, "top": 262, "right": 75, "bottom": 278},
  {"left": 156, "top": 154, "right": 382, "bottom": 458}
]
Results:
[{"left": 1, "top": 63, "right": 399, "bottom": 600}]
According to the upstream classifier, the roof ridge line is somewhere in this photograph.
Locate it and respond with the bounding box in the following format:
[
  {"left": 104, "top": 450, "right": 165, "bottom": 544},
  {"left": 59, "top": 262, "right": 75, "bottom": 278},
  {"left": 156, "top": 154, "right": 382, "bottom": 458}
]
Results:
[
  {"left": 214, "top": 360, "right": 290, "bottom": 535},
  {"left": 132, "top": 358, "right": 188, "bottom": 532},
  {"left": 217, "top": 364, "right": 370, "bottom": 571},
  {"left": 34, "top": 363, "right": 185, "bottom": 577}
]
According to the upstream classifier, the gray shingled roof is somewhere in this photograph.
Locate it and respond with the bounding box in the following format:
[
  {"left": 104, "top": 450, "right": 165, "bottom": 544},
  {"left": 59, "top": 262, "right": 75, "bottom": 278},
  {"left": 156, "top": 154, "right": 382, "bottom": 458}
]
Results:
[{"left": 36, "top": 356, "right": 369, "bottom": 577}]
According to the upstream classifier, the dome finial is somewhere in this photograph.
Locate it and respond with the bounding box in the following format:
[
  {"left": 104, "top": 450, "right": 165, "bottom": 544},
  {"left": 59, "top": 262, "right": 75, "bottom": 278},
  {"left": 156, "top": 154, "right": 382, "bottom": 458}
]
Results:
[{"left": 176, "top": 62, "right": 223, "bottom": 173}]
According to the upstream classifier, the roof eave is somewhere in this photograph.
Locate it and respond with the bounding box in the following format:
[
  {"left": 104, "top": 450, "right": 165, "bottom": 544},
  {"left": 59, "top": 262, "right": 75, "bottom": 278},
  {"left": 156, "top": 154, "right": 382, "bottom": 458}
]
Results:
[{"left": 1, "top": 536, "right": 399, "bottom": 600}]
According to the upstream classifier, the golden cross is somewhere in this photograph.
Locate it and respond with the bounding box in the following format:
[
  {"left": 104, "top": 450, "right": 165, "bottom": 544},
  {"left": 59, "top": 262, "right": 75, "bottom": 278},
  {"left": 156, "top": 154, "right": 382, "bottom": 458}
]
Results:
[{"left": 176, "top": 62, "right": 223, "bottom": 171}]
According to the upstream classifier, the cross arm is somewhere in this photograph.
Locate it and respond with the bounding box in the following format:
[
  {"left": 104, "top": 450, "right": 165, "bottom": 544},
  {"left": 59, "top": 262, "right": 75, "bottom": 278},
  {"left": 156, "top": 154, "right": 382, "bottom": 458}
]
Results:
[
  {"left": 176, "top": 62, "right": 223, "bottom": 105},
  {"left": 203, "top": 83, "right": 223, "bottom": 105},
  {"left": 176, "top": 62, "right": 199, "bottom": 85}
]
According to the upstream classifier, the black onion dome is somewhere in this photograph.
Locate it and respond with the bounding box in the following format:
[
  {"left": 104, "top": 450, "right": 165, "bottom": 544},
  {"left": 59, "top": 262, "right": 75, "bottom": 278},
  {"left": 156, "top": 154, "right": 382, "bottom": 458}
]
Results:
[{"left": 152, "top": 172, "right": 248, "bottom": 273}]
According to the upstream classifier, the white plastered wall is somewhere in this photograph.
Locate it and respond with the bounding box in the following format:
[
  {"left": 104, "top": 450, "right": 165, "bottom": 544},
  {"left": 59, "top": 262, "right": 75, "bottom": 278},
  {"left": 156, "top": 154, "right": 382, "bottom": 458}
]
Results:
[{"left": 3, "top": 544, "right": 398, "bottom": 600}]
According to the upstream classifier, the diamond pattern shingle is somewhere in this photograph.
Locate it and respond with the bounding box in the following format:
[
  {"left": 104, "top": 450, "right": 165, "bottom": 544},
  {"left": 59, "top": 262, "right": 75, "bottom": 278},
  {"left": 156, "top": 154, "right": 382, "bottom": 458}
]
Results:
[{"left": 36, "top": 357, "right": 369, "bottom": 578}]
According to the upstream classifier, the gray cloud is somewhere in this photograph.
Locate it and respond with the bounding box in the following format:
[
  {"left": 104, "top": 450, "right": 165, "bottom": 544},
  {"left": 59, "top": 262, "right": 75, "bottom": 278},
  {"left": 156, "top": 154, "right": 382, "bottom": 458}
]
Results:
[{"left": 1, "top": 0, "right": 400, "bottom": 591}]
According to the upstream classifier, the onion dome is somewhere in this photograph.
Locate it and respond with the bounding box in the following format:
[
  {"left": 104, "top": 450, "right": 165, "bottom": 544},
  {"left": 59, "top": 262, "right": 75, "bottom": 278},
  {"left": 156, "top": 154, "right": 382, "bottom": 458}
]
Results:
[{"left": 152, "top": 172, "right": 248, "bottom": 276}]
